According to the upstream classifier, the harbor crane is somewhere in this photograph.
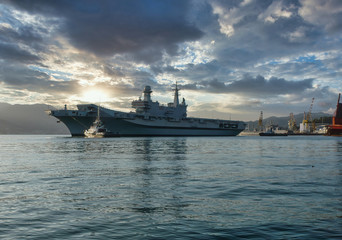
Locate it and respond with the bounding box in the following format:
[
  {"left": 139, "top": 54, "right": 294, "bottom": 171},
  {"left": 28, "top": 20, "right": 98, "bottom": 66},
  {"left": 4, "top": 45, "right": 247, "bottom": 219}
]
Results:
[
  {"left": 307, "top": 97, "right": 315, "bottom": 123},
  {"left": 288, "top": 112, "right": 297, "bottom": 132},
  {"left": 258, "top": 111, "right": 263, "bottom": 132},
  {"left": 300, "top": 98, "right": 315, "bottom": 133}
]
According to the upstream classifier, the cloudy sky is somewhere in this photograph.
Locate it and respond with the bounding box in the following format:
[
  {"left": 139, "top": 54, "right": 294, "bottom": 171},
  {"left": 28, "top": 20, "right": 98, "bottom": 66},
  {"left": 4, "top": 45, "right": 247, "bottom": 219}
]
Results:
[{"left": 1, "top": 0, "right": 342, "bottom": 120}]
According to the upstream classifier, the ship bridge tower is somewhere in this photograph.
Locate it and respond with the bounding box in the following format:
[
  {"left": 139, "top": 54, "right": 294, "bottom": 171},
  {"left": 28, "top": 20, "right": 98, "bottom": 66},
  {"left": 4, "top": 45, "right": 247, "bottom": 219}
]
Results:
[{"left": 143, "top": 86, "right": 152, "bottom": 102}]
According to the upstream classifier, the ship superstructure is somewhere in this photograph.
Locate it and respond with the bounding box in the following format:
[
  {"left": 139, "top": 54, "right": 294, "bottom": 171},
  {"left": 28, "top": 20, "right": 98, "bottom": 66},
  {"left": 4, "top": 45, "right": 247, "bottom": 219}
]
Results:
[
  {"left": 131, "top": 85, "right": 187, "bottom": 119},
  {"left": 48, "top": 84, "right": 246, "bottom": 136}
]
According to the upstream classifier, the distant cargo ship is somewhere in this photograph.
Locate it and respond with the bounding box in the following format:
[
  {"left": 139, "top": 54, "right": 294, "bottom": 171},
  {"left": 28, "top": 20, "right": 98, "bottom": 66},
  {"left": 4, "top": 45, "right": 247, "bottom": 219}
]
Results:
[
  {"left": 327, "top": 93, "right": 342, "bottom": 136},
  {"left": 48, "top": 84, "right": 246, "bottom": 137},
  {"left": 259, "top": 125, "right": 288, "bottom": 136}
]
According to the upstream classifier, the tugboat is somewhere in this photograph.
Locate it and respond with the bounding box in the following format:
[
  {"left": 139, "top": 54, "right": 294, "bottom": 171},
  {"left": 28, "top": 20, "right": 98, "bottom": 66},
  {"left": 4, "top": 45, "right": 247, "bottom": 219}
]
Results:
[
  {"left": 84, "top": 106, "right": 115, "bottom": 138},
  {"left": 327, "top": 93, "right": 342, "bottom": 136}
]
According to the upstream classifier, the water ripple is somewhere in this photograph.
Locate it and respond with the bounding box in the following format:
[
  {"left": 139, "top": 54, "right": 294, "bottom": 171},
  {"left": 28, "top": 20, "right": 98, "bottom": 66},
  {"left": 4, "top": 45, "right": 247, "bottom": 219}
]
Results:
[{"left": 0, "top": 135, "right": 341, "bottom": 239}]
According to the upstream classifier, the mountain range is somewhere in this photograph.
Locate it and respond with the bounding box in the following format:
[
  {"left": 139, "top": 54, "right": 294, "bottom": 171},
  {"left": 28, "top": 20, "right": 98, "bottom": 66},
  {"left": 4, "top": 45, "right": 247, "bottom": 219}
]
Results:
[
  {"left": 0, "top": 103, "right": 333, "bottom": 134},
  {"left": 0, "top": 103, "right": 69, "bottom": 134}
]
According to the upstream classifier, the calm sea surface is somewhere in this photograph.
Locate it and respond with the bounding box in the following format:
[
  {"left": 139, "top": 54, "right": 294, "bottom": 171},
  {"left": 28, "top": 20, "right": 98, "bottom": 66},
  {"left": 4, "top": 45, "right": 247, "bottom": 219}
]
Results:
[{"left": 0, "top": 135, "right": 341, "bottom": 239}]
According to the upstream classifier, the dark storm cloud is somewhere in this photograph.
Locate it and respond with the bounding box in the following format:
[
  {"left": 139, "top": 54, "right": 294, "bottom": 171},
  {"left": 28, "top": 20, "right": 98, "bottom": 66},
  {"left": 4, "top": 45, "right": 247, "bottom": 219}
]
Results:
[
  {"left": 102, "top": 65, "right": 124, "bottom": 77},
  {"left": 182, "top": 75, "right": 313, "bottom": 96},
  {"left": 0, "top": 4, "right": 49, "bottom": 54},
  {"left": 0, "top": 25, "right": 43, "bottom": 46},
  {"left": 210, "top": 0, "right": 326, "bottom": 69},
  {"left": 5, "top": 0, "right": 203, "bottom": 62},
  {"left": 0, "top": 42, "right": 41, "bottom": 63},
  {"left": 150, "top": 65, "right": 180, "bottom": 75},
  {"left": 151, "top": 61, "right": 222, "bottom": 83},
  {"left": 299, "top": 0, "right": 342, "bottom": 33},
  {"left": 0, "top": 63, "right": 78, "bottom": 94},
  {"left": 0, "top": 64, "right": 48, "bottom": 86},
  {"left": 223, "top": 75, "right": 313, "bottom": 94}
]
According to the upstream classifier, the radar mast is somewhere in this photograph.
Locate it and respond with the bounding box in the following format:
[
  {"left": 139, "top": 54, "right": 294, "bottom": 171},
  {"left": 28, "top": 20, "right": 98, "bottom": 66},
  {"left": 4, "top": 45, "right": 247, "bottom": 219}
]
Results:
[{"left": 173, "top": 82, "right": 179, "bottom": 107}]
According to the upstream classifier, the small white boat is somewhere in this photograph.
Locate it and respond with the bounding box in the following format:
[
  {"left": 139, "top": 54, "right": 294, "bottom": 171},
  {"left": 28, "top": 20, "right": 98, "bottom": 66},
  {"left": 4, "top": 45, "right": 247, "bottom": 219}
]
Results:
[{"left": 84, "top": 106, "right": 114, "bottom": 138}]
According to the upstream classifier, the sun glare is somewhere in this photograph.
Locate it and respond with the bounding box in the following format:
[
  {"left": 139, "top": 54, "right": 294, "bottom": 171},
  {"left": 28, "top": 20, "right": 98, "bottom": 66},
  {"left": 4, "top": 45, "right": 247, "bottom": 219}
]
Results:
[{"left": 81, "top": 89, "right": 109, "bottom": 103}]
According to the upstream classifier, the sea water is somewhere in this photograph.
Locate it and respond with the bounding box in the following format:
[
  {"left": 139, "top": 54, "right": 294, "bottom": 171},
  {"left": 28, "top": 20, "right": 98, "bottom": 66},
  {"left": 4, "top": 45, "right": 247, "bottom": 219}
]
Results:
[{"left": 0, "top": 135, "right": 341, "bottom": 239}]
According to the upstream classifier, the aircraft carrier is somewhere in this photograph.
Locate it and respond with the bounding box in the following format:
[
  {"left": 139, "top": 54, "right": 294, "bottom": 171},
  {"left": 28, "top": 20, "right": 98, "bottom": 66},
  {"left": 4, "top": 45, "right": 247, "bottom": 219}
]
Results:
[{"left": 48, "top": 85, "right": 246, "bottom": 137}]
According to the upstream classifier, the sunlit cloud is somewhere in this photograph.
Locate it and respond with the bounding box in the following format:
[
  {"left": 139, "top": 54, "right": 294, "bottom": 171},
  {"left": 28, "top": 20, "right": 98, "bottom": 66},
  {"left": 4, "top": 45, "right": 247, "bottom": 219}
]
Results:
[{"left": 79, "top": 88, "right": 110, "bottom": 104}]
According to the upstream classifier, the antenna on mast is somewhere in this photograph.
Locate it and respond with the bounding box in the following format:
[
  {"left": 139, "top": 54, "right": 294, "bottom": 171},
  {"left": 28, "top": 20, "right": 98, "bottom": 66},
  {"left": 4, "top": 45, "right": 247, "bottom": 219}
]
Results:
[{"left": 173, "top": 82, "right": 180, "bottom": 107}]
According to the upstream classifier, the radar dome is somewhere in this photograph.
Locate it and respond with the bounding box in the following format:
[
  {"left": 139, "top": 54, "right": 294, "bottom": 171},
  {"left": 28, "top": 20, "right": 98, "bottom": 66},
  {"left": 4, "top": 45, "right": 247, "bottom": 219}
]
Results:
[{"left": 144, "top": 86, "right": 152, "bottom": 92}]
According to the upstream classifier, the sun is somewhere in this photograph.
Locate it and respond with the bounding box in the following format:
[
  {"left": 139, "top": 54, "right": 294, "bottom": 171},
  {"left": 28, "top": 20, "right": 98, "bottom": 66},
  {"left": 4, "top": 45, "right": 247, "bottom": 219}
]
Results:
[{"left": 81, "top": 89, "right": 109, "bottom": 103}]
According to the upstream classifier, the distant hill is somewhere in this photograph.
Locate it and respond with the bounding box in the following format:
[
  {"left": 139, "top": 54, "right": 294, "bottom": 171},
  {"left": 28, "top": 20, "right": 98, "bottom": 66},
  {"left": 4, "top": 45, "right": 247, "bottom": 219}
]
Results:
[
  {"left": 0, "top": 103, "right": 69, "bottom": 134},
  {"left": 245, "top": 112, "right": 332, "bottom": 131}
]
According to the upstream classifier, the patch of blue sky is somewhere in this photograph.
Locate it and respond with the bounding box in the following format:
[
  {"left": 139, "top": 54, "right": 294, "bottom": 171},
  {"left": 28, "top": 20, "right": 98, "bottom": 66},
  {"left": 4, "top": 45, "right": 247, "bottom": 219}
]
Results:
[
  {"left": 29, "top": 65, "right": 72, "bottom": 81},
  {"left": 200, "top": 58, "right": 210, "bottom": 64},
  {"left": 294, "top": 55, "right": 319, "bottom": 64},
  {"left": 173, "top": 64, "right": 187, "bottom": 69},
  {"left": 0, "top": 4, "right": 17, "bottom": 26},
  {"left": 136, "top": 66, "right": 151, "bottom": 73},
  {"left": 190, "top": 52, "right": 210, "bottom": 64},
  {"left": 267, "top": 60, "right": 281, "bottom": 65}
]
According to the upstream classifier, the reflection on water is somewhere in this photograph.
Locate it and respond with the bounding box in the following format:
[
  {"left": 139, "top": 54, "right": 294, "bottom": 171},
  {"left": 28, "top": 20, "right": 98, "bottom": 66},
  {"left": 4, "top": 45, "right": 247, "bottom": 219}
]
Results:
[
  {"left": 130, "top": 138, "right": 188, "bottom": 215},
  {"left": 0, "top": 135, "right": 341, "bottom": 239},
  {"left": 336, "top": 141, "right": 342, "bottom": 154},
  {"left": 45, "top": 137, "right": 190, "bottom": 218}
]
